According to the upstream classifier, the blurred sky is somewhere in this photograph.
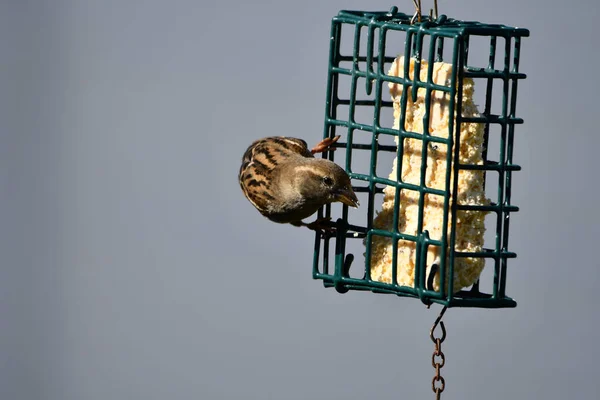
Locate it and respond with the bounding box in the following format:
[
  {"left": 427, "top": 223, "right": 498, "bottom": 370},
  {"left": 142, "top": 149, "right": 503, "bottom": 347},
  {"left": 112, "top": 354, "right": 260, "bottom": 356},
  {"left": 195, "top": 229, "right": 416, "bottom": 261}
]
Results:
[{"left": 1, "top": 1, "right": 599, "bottom": 399}]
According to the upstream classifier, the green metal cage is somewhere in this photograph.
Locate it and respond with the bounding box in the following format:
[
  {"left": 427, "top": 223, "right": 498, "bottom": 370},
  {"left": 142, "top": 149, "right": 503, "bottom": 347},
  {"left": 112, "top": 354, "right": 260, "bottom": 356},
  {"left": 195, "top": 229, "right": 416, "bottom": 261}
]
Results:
[{"left": 313, "top": 7, "right": 529, "bottom": 308}]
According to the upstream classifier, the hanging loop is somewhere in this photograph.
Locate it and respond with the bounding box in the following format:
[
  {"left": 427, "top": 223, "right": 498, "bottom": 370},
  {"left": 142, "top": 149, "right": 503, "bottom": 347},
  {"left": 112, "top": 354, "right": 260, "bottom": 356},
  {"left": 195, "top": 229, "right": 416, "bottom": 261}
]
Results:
[{"left": 429, "top": 305, "right": 447, "bottom": 342}]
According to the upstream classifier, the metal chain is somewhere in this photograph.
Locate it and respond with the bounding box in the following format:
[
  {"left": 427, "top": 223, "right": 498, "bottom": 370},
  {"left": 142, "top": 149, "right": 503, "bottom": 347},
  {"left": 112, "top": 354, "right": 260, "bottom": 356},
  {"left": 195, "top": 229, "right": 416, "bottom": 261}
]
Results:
[{"left": 430, "top": 306, "right": 448, "bottom": 399}]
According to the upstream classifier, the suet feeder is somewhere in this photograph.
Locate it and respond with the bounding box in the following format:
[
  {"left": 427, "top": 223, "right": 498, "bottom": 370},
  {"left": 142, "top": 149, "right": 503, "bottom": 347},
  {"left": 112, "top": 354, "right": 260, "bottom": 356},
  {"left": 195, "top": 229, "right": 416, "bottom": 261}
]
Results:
[{"left": 313, "top": 6, "right": 529, "bottom": 309}]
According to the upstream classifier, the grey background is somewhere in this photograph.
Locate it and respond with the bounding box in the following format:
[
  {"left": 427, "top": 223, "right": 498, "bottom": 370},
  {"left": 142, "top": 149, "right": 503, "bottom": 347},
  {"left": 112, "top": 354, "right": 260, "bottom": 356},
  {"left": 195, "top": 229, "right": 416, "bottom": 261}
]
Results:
[{"left": 1, "top": 0, "right": 598, "bottom": 399}]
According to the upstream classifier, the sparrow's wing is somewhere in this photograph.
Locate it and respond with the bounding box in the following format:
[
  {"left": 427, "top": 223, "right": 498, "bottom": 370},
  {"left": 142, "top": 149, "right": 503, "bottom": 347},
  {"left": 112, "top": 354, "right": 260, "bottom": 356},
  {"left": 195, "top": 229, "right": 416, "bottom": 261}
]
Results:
[
  {"left": 239, "top": 137, "right": 312, "bottom": 213},
  {"left": 257, "top": 137, "right": 313, "bottom": 159}
]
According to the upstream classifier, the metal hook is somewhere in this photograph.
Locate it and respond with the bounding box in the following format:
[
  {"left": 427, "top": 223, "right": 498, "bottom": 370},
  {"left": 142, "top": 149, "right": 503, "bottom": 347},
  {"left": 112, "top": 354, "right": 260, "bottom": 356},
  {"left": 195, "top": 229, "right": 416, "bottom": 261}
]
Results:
[
  {"left": 413, "top": 0, "right": 439, "bottom": 23},
  {"left": 411, "top": 0, "right": 422, "bottom": 24},
  {"left": 342, "top": 253, "right": 354, "bottom": 277},
  {"left": 427, "top": 262, "right": 439, "bottom": 291},
  {"left": 429, "top": 305, "right": 447, "bottom": 343}
]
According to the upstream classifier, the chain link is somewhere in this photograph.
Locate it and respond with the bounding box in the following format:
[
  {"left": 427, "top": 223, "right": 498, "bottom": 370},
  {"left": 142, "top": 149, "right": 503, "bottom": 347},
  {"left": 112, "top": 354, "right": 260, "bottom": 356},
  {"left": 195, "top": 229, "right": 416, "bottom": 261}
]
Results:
[{"left": 430, "top": 306, "right": 447, "bottom": 399}]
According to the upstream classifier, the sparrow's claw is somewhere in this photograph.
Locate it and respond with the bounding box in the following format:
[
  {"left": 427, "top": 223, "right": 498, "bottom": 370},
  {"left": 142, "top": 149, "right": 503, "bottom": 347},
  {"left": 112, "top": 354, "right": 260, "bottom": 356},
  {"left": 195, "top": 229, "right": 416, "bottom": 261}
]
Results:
[
  {"left": 305, "top": 217, "right": 335, "bottom": 232},
  {"left": 311, "top": 136, "right": 340, "bottom": 154},
  {"left": 292, "top": 217, "right": 335, "bottom": 232}
]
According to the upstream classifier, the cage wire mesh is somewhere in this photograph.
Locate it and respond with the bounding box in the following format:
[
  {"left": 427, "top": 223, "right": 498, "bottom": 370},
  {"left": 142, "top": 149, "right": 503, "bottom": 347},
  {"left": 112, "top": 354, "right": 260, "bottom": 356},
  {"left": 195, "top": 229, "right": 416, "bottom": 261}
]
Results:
[{"left": 312, "top": 7, "right": 529, "bottom": 308}]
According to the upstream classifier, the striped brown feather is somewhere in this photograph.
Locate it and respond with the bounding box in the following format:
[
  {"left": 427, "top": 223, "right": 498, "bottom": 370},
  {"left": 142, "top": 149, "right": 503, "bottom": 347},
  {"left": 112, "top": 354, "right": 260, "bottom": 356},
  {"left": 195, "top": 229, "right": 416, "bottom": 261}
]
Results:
[{"left": 239, "top": 137, "right": 313, "bottom": 214}]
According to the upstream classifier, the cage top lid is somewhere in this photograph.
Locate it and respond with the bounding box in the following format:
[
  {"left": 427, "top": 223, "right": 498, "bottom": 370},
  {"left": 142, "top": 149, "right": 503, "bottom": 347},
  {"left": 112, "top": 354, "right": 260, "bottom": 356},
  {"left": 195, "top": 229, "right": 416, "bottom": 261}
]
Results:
[{"left": 336, "top": 7, "right": 530, "bottom": 37}]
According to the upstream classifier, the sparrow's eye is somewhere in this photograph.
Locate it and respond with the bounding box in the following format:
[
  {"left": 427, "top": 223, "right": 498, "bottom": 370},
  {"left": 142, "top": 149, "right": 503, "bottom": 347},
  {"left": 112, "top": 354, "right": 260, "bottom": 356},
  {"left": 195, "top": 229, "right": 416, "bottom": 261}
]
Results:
[{"left": 322, "top": 176, "right": 334, "bottom": 186}]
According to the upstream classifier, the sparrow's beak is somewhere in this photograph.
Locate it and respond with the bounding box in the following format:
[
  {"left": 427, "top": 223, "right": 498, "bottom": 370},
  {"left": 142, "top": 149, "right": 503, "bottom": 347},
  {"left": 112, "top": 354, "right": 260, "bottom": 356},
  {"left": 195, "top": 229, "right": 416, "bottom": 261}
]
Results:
[{"left": 335, "top": 187, "right": 360, "bottom": 208}]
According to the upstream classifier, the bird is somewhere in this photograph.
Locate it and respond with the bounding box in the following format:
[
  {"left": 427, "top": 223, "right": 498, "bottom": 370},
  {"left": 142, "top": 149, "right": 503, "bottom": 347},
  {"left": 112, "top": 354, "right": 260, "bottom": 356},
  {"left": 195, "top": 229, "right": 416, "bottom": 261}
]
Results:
[{"left": 239, "top": 135, "right": 359, "bottom": 230}]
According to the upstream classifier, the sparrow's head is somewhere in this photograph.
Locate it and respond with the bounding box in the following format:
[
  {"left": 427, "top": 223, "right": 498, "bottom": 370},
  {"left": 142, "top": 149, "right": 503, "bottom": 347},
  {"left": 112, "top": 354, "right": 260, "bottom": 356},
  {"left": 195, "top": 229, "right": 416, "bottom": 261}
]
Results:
[{"left": 293, "top": 159, "right": 359, "bottom": 208}]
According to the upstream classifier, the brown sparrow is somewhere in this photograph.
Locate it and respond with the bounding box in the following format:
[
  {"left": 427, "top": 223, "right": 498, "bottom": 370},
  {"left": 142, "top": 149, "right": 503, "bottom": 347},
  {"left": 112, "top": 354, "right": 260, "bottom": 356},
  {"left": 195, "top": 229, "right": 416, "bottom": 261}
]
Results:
[{"left": 239, "top": 136, "right": 359, "bottom": 230}]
